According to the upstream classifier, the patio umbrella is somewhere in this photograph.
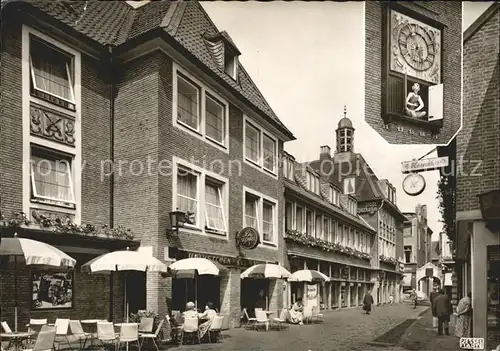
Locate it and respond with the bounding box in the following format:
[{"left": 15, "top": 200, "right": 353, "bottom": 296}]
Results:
[
  {"left": 288, "top": 269, "right": 330, "bottom": 283},
  {"left": 81, "top": 249, "right": 168, "bottom": 322},
  {"left": 240, "top": 263, "right": 291, "bottom": 309},
  {"left": 0, "top": 233, "right": 77, "bottom": 332},
  {"left": 167, "top": 258, "right": 226, "bottom": 309}
]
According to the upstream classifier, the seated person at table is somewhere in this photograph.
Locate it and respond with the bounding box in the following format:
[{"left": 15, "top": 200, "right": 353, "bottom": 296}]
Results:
[
  {"left": 182, "top": 302, "right": 199, "bottom": 321},
  {"left": 198, "top": 302, "right": 218, "bottom": 339},
  {"left": 289, "top": 297, "right": 304, "bottom": 325}
]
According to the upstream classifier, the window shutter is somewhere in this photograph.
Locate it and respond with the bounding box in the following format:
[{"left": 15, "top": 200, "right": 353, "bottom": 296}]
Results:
[{"left": 428, "top": 83, "right": 444, "bottom": 121}]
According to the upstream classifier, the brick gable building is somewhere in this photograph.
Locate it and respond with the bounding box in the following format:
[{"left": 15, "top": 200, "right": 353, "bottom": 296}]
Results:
[
  {"left": 456, "top": 3, "right": 500, "bottom": 349},
  {"left": 0, "top": 0, "right": 295, "bottom": 330}
]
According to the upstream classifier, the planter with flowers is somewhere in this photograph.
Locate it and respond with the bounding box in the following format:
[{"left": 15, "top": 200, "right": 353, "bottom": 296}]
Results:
[
  {"left": 1, "top": 211, "right": 134, "bottom": 240},
  {"left": 379, "top": 255, "right": 397, "bottom": 265},
  {"left": 284, "top": 230, "right": 372, "bottom": 260}
]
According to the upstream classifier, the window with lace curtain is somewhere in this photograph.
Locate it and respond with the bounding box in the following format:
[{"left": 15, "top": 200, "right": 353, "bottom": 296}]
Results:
[
  {"left": 177, "top": 74, "right": 201, "bottom": 131},
  {"left": 30, "top": 147, "right": 75, "bottom": 208},
  {"left": 262, "top": 201, "right": 274, "bottom": 243},
  {"left": 245, "top": 121, "right": 260, "bottom": 164},
  {"left": 244, "top": 190, "right": 276, "bottom": 245},
  {"left": 205, "top": 178, "right": 226, "bottom": 232},
  {"left": 176, "top": 167, "right": 199, "bottom": 226},
  {"left": 244, "top": 192, "right": 259, "bottom": 230},
  {"left": 30, "top": 37, "right": 75, "bottom": 110}
]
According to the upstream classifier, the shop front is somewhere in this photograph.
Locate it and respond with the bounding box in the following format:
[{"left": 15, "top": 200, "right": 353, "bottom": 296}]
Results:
[
  {"left": 287, "top": 254, "right": 373, "bottom": 310},
  {"left": 169, "top": 249, "right": 280, "bottom": 328}
]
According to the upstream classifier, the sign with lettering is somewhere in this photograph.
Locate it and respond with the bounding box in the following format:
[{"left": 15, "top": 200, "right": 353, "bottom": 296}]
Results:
[
  {"left": 401, "top": 157, "right": 449, "bottom": 174},
  {"left": 182, "top": 251, "right": 257, "bottom": 268},
  {"left": 358, "top": 201, "right": 379, "bottom": 214},
  {"left": 236, "top": 227, "right": 260, "bottom": 250}
]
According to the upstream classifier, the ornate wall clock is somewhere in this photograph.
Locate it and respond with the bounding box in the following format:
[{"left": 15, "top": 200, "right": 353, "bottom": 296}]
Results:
[
  {"left": 390, "top": 9, "right": 442, "bottom": 85},
  {"left": 402, "top": 173, "right": 426, "bottom": 196}
]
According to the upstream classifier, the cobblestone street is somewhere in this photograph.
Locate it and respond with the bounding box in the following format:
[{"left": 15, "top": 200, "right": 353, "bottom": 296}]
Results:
[{"left": 168, "top": 304, "right": 429, "bottom": 351}]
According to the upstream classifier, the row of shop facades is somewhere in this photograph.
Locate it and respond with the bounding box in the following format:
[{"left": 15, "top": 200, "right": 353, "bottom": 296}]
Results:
[{"left": 1, "top": 0, "right": 407, "bottom": 331}]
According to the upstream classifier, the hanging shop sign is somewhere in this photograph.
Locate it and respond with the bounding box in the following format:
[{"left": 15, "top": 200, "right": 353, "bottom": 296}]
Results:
[
  {"left": 235, "top": 227, "right": 260, "bottom": 250},
  {"left": 402, "top": 173, "right": 426, "bottom": 196},
  {"left": 401, "top": 156, "right": 449, "bottom": 174}
]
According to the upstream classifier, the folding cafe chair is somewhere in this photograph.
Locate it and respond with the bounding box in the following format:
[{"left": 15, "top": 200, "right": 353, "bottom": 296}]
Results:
[
  {"left": 22, "top": 329, "right": 56, "bottom": 351},
  {"left": 139, "top": 319, "right": 164, "bottom": 350},
  {"left": 69, "top": 320, "right": 91, "bottom": 349},
  {"left": 117, "top": 323, "right": 140, "bottom": 351},
  {"left": 179, "top": 318, "right": 199, "bottom": 345}
]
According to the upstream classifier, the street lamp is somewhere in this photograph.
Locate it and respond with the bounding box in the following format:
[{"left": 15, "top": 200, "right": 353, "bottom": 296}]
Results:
[
  {"left": 477, "top": 189, "right": 500, "bottom": 231},
  {"left": 167, "top": 209, "right": 186, "bottom": 237}
]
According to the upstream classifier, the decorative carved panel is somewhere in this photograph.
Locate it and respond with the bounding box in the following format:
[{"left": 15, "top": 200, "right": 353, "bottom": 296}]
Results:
[{"left": 30, "top": 103, "right": 75, "bottom": 146}]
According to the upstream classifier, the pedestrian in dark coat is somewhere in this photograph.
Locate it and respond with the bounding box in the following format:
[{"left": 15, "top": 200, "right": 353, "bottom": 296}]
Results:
[
  {"left": 432, "top": 289, "right": 453, "bottom": 335},
  {"left": 363, "top": 290, "right": 374, "bottom": 314}
]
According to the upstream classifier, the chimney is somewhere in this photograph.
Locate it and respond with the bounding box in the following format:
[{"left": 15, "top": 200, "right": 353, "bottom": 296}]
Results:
[{"left": 320, "top": 145, "right": 331, "bottom": 160}]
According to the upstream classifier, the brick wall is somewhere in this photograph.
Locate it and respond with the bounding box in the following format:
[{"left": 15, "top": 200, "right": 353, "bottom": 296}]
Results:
[
  {"left": 0, "top": 20, "right": 123, "bottom": 324},
  {"left": 0, "top": 20, "right": 23, "bottom": 215},
  {"left": 365, "top": 1, "right": 462, "bottom": 144},
  {"left": 457, "top": 10, "right": 500, "bottom": 213}
]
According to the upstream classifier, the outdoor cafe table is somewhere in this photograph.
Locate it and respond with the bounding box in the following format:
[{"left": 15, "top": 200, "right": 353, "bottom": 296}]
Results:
[{"left": 0, "top": 331, "right": 35, "bottom": 351}]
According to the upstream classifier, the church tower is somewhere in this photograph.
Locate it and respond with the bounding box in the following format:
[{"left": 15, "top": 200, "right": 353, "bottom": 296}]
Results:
[{"left": 335, "top": 106, "right": 355, "bottom": 153}]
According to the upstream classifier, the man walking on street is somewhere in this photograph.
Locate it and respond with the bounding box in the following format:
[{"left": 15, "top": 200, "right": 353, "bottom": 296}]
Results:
[
  {"left": 429, "top": 287, "right": 440, "bottom": 327},
  {"left": 363, "top": 290, "right": 374, "bottom": 314},
  {"left": 433, "top": 289, "right": 453, "bottom": 335}
]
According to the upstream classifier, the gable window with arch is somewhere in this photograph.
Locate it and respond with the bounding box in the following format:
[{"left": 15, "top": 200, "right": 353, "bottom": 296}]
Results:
[
  {"left": 173, "top": 158, "right": 228, "bottom": 236},
  {"left": 243, "top": 188, "right": 278, "bottom": 246},
  {"left": 243, "top": 116, "right": 278, "bottom": 176},
  {"left": 29, "top": 36, "right": 75, "bottom": 111},
  {"left": 173, "top": 64, "right": 229, "bottom": 150},
  {"left": 30, "top": 146, "right": 75, "bottom": 209}
]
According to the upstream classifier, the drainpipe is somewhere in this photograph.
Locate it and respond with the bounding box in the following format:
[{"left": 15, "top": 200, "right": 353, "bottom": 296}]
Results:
[{"left": 108, "top": 45, "right": 116, "bottom": 322}]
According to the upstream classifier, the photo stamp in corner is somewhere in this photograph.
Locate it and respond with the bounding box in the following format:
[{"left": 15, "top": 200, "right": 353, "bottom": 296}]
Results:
[{"left": 364, "top": 1, "right": 462, "bottom": 145}]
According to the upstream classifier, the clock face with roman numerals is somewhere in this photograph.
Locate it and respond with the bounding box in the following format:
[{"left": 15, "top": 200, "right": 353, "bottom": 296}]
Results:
[
  {"left": 390, "top": 10, "right": 442, "bottom": 84},
  {"left": 398, "top": 23, "right": 436, "bottom": 71}
]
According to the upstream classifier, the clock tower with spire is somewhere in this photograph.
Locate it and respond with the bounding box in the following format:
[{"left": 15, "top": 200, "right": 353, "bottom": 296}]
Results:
[{"left": 335, "top": 106, "right": 355, "bottom": 154}]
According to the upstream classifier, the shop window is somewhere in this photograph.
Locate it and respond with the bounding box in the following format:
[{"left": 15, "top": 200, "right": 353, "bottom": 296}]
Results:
[
  {"left": 30, "top": 146, "right": 75, "bottom": 209},
  {"left": 30, "top": 37, "right": 75, "bottom": 110}
]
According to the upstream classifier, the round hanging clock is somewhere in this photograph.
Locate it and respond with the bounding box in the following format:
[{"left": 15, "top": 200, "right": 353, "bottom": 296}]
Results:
[
  {"left": 402, "top": 173, "right": 426, "bottom": 196},
  {"left": 398, "top": 24, "right": 437, "bottom": 72}
]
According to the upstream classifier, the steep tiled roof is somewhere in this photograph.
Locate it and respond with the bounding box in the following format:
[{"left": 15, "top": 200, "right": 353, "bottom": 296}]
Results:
[{"left": 8, "top": 0, "right": 294, "bottom": 139}]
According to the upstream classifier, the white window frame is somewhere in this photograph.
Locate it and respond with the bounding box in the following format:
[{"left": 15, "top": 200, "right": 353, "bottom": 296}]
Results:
[
  {"left": 242, "top": 186, "right": 278, "bottom": 248},
  {"left": 172, "top": 156, "right": 229, "bottom": 238},
  {"left": 330, "top": 219, "right": 337, "bottom": 243},
  {"left": 204, "top": 177, "right": 227, "bottom": 232},
  {"left": 306, "top": 209, "right": 314, "bottom": 236},
  {"left": 285, "top": 201, "right": 294, "bottom": 231},
  {"left": 29, "top": 36, "right": 76, "bottom": 105},
  {"left": 243, "top": 115, "right": 279, "bottom": 178},
  {"left": 323, "top": 216, "right": 329, "bottom": 242},
  {"left": 30, "top": 147, "right": 76, "bottom": 208},
  {"left": 315, "top": 213, "right": 323, "bottom": 240},
  {"left": 295, "top": 205, "right": 304, "bottom": 232},
  {"left": 23, "top": 25, "right": 82, "bottom": 224},
  {"left": 172, "top": 63, "right": 229, "bottom": 152}
]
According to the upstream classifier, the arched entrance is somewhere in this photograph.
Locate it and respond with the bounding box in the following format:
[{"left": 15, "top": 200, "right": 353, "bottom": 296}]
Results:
[{"left": 416, "top": 263, "right": 443, "bottom": 298}]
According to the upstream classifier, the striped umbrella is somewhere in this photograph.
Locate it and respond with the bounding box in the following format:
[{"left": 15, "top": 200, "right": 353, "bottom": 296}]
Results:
[
  {"left": 240, "top": 263, "right": 291, "bottom": 279},
  {"left": 288, "top": 269, "right": 330, "bottom": 283},
  {"left": 0, "top": 233, "right": 77, "bottom": 332}
]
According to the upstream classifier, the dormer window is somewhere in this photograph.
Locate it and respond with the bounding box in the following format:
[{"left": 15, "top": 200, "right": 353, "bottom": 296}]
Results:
[
  {"left": 205, "top": 31, "right": 241, "bottom": 81},
  {"left": 328, "top": 185, "right": 340, "bottom": 206},
  {"left": 305, "top": 171, "right": 320, "bottom": 194},
  {"left": 224, "top": 50, "right": 238, "bottom": 79}
]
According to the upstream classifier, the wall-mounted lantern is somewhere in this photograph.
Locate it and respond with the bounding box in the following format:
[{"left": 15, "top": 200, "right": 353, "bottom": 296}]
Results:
[
  {"left": 167, "top": 209, "right": 186, "bottom": 237},
  {"left": 477, "top": 189, "right": 500, "bottom": 231}
]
